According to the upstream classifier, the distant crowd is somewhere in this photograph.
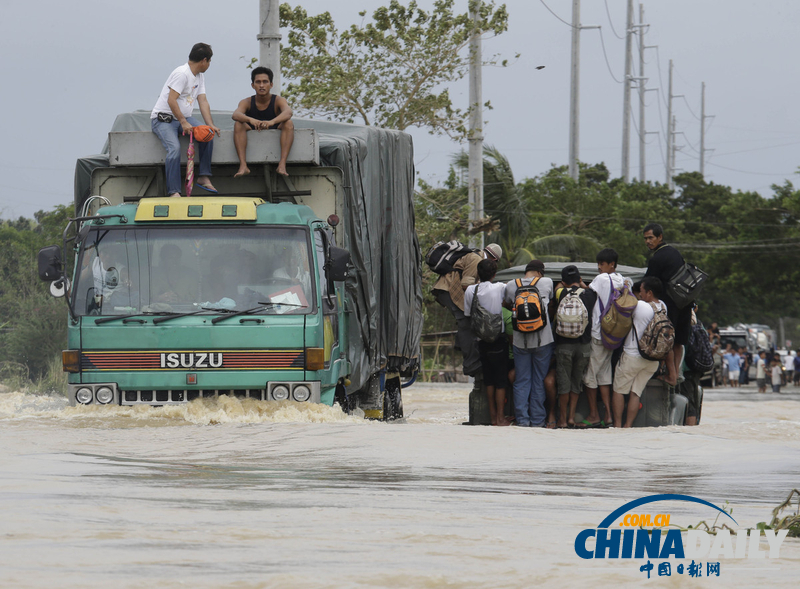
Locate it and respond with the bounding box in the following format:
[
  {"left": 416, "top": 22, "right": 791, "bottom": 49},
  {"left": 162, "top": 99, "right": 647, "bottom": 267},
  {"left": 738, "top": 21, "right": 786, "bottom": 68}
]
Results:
[
  {"left": 708, "top": 326, "right": 800, "bottom": 394},
  {"left": 431, "top": 223, "right": 706, "bottom": 428}
]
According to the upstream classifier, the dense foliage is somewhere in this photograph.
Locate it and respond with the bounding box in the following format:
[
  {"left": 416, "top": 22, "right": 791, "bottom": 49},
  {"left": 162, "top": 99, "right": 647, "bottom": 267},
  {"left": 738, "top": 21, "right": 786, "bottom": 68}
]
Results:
[{"left": 0, "top": 206, "right": 70, "bottom": 388}]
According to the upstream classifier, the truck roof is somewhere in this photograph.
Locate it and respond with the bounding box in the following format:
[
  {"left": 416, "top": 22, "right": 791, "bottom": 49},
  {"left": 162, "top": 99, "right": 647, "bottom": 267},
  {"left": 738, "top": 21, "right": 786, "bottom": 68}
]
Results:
[{"left": 91, "top": 197, "right": 321, "bottom": 227}]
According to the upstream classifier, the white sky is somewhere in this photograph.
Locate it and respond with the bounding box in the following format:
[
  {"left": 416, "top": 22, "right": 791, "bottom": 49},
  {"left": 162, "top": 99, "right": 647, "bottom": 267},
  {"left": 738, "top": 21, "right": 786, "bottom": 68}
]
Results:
[{"left": 2, "top": 0, "right": 799, "bottom": 219}]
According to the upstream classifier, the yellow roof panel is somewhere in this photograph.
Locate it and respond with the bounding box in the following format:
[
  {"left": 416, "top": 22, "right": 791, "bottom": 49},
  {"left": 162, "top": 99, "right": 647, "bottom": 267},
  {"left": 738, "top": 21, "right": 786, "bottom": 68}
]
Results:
[{"left": 134, "top": 197, "right": 265, "bottom": 222}]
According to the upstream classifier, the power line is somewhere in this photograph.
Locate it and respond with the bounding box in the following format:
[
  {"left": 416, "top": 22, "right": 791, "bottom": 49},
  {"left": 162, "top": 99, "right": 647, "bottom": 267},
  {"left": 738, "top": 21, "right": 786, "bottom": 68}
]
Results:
[
  {"left": 594, "top": 27, "right": 623, "bottom": 84},
  {"left": 603, "top": 0, "right": 625, "bottom": 39},
  {"left": 539, "top": 0, "right": 576, "bottom": 28},
  {"left": 704, "top": 160, "right": 797, "bottom": 177},
  {"left": 680, "top": 94, "right": 701, "bottom": 121}
]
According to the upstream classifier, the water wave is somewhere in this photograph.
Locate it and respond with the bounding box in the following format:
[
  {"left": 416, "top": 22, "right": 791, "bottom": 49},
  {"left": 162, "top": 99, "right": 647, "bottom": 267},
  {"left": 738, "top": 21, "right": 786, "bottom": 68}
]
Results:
[{"left": 0, "top": 391, "right": 364, "bottom": 426}]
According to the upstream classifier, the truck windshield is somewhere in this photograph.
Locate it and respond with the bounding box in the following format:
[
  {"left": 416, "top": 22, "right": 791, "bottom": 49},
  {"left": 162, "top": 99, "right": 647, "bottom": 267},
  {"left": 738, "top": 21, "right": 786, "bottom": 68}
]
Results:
[{"left": 72, "top": 226, "right": 314, "bottom": 316}]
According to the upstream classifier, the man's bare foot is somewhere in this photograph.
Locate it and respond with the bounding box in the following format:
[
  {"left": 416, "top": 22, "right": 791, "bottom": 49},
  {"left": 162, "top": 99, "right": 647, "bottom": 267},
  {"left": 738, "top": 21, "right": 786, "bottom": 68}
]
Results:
[
  {"left": 169, "top": 192, "right": 182, "bottom": 198},
  {"left": 497, "top": 418, "right": 511, "bottom": 426},
  {"left": 234, "top": 166, "right": 250, "bottom": 178},
  {"left": 277, "top": 162, "right": 289, "bottom": 176}
]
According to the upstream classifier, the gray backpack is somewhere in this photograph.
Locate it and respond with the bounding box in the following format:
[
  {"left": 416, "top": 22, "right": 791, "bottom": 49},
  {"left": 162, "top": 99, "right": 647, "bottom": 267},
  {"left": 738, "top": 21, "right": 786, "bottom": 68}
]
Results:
[{"left": 469, "top": 283, "right": 504, "bottom": 343}]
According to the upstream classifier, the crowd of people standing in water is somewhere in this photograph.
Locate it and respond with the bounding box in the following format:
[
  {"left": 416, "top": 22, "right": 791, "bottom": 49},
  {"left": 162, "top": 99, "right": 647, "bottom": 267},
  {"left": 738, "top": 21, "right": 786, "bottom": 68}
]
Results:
[{"left": 433, "top": 223, "right": 702, "bottom": 429}]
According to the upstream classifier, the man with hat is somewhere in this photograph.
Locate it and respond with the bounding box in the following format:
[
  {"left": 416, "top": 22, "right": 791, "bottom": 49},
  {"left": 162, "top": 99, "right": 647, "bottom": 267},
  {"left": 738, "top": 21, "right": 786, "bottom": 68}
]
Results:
[
  {"left": 432, "top": 243, "right": 503, "bottom": 377},
  {"left": 551, "top": 265, "right": 596, "bottom": 428}
]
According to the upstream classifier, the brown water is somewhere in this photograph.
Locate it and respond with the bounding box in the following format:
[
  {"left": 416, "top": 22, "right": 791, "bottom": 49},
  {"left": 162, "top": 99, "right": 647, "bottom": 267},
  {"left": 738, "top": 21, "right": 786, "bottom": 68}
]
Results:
[{"left": 1, "top": 384, "right": 799, "bottom": 587}]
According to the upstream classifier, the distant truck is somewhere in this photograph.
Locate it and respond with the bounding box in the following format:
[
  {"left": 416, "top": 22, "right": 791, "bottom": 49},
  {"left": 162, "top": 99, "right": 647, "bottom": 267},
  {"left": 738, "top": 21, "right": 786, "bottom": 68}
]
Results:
[{"left": 38, "top": 111, "right": 422, "bottom": 419}]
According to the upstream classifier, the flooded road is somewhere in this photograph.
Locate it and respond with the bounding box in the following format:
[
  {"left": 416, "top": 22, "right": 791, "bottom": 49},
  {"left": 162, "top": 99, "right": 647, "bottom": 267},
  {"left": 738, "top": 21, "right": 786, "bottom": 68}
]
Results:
[{"left": 1, "top": 384, "right": 799, "bottom": 587}]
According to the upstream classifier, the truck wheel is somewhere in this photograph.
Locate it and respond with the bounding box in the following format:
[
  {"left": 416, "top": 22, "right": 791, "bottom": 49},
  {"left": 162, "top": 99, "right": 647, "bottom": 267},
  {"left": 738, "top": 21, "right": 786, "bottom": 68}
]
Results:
[
  {"left": 334, "top": 382, "right": 357, "bottom": 414},
  {"left": 383, "top": 374, "right": 404, "bottom": 421}
]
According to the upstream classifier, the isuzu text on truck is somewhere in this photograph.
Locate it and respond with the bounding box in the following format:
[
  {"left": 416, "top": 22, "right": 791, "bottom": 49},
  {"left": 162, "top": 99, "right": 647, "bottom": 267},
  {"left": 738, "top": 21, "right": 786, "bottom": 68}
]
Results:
[{"left": 38, "top": 112, "right": 423, "bottom": 419}]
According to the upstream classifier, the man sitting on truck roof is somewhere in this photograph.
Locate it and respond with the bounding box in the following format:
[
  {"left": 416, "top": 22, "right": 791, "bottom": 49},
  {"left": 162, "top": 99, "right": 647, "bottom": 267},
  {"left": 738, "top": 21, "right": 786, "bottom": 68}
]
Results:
[
  {"left": 232, "top": 66, "right": 294, "bottom": 178},
  {"left": 150, "top": 42, "right": 221, "bottom": 197}
]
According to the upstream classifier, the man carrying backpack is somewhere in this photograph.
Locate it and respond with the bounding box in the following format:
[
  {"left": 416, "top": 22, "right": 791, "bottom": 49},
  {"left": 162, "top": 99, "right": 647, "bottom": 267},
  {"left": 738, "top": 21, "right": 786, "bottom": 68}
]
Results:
[
  {"left": 580, "top": 248, "right": 631, "bottom": 428},
  {"left": 612, "top": 277, "right": 670, "bottom": 428},
  {"left": 552, "top": 265, "right": 597, "bottom": 428},
  {"left": 503, "top": 260, "right": 554, "bottom": 427},
  {"left": 643, "top": 223, "right": 693, "bottom": 386},
  {"left": 464, "top": 259, "right": 510, "bottom": 426},
  {"left": 432, "top": 243, "right": 503, "bottom": 376}
]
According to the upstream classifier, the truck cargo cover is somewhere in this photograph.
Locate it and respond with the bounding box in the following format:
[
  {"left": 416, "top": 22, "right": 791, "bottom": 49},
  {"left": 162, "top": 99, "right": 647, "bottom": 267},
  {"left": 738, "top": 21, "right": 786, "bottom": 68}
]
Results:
[{"left": 74, "top": 111, "right": 423, "bottom": 392}]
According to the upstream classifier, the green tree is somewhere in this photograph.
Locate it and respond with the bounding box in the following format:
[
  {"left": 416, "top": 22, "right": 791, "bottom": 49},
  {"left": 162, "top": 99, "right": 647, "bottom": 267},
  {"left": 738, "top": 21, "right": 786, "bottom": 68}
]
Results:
[
  {"left": 279, "top": 0, "right": 511, "bottom": 137},
  {"left": 0, "top": 205, "right": 71, "bottom": 384}
]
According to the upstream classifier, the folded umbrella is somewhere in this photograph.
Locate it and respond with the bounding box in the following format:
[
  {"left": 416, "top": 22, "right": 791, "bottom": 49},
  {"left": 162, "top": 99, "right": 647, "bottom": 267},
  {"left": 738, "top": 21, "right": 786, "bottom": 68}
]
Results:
[{"left": 185, "top": 132, "right": 195, "bottom": 197}]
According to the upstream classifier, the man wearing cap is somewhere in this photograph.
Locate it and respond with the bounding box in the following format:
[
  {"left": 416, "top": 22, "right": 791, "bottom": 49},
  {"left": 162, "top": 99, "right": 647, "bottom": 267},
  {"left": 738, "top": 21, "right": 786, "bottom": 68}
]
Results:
[
  {"left": 552, "top": 265, "right": 596, "bottom": 428},
  {"left": 503, "top": 260, "right": 554, "bottom": 427},
  {"left": 432, "top": 243, "right": 503, "bottom": 377}
]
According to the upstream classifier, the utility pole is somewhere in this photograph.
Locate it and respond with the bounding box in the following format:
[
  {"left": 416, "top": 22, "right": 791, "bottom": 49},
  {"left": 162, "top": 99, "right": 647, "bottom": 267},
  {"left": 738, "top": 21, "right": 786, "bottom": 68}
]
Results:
[
  {"left": 468, "top": 1, "right": 484, "bottom": 249},
  {"left": 666, "top": 59, "right": 673, "bottom": 189},
  {"left": 671, "top": 114, "right": 678, "bottom": 184},
  {"left": 700, "top": 82, "right": 706, "bottom": 176},
  {"left": 259, "top": 0, "right": 281, "bottom": 93},
  {"left": 637, "top": 3, "right": 646, "bottom": 182},
  {"left": 568, "top": 0, "right": 581, "bottom": 182},
  {"left": 621, "top": 0, "right": 634, "bottom": 182},
  {"left": 568, "top": 1, "right": 599, "bottom": 182}
]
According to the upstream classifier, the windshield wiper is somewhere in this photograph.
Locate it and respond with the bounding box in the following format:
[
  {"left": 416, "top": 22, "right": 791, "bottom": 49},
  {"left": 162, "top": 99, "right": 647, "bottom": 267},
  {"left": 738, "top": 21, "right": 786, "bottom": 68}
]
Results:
[
  {"left": 94, "top": 311, "right": 168, "bottom": 325},
  {"left": 211, "top": 301, "right": 306, "bottom": 324},
  {"left": 94, "top": 306, "right": 235, "bottom": 325},
  {"left": 152, "top": 307, "right": 237, "bottom": 325}
]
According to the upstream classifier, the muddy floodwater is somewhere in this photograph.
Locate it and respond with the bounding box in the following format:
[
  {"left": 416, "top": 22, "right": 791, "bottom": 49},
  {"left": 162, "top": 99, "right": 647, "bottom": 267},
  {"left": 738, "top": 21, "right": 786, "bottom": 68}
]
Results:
[{"left": 1, "top": 383, "right": 799, "bottom": 588}]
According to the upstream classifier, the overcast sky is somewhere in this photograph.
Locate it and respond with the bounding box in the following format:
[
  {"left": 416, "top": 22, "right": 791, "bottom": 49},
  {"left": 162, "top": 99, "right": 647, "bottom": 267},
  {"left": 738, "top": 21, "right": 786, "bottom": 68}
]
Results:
[{"left": 2, "top": 0, "right": 799, "bottom": 219}]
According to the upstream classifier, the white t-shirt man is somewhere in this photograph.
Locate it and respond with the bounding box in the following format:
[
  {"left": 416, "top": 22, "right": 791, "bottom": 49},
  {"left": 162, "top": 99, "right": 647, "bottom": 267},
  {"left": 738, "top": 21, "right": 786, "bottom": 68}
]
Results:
[
  {"left": 623, "top": 299, "right": 668, "bottom": 357},
  {"left": 588, "top": 272, "right": 630, "bottom": 340},
  {"left": 464, "top": 281, "right": 506, "bottom": 316},
  {"left": 783, "top": 352, "right": 795, "bottom": 372},
  {"left": 151, "top": 63, "right": 206, "bottom": 120},
  {"left": 503, "top": 276, "right": 554, "bottom": 349},
  {"left": 756, "top": 356, "right": 766, "bottom": 379}
]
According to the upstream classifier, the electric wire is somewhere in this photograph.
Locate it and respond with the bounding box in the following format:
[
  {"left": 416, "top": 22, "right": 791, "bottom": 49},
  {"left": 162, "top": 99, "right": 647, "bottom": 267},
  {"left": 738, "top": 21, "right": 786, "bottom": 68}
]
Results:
[
  {"left": 594, "top": 27, "right": 623, "bottom": 84},
  {"left": 538, "top": 0, "right": 576, "bottom": 28},
  {"left": 603, "top": 0, "right": 625, "bottom": 39}
]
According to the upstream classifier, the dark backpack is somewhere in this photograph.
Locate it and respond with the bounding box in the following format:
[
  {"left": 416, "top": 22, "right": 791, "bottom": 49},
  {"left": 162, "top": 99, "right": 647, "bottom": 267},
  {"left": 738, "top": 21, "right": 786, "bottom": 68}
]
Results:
[
  {"left": 469, "top": 283, "right": 504, "bottom": 343},
  {"left": 686, "top": 320, "right": 714, "bottom": 372},
  {"left": 425, "top": 241, "right": 479, "bottom": 275},
  {"left": 666, "top": 261, "right": 709, "bottom": 309},
  {"left": 512, "top": 278, "right": 547, "bottom": 333}
]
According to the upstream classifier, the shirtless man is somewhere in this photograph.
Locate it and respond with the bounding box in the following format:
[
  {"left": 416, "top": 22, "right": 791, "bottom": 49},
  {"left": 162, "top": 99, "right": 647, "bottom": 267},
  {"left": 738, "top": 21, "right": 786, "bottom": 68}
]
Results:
[{"left": 232, "top": 67, "right": 294, "bottom": 177}]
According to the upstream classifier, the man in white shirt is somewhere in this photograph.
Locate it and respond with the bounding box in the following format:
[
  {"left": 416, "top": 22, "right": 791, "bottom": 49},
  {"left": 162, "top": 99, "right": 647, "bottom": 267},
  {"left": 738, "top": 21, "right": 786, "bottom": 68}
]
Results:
[
  {"left": 504, "top": 260, "right": 554, "bottom": 427},
  {"left": 464, "top": 259, "right": 510, "bottom": 426},
  {"left": 579, "top": 248, "right": 630, "bottom": 427},
  {"left": 611, "top": 277, "right": 667, "bottom": 428},
  {"left": 151, "top": 43, "right": 222, "bottom": 197},
  {"left": 783, "top": 350, "right": 795, "bottom": 385}
]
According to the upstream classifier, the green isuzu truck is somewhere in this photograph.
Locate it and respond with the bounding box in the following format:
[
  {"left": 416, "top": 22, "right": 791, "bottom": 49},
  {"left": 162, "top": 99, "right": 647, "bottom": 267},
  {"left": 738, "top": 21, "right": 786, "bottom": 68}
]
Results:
[{"left": 38, "top": 111, "right": 423, "bottom": 419}]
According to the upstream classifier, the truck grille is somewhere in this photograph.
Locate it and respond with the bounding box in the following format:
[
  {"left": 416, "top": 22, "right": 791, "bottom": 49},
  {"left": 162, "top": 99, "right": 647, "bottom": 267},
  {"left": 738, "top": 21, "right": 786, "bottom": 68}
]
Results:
[{"left": 121, "top": 389, "right": 266, "bottom": 405}]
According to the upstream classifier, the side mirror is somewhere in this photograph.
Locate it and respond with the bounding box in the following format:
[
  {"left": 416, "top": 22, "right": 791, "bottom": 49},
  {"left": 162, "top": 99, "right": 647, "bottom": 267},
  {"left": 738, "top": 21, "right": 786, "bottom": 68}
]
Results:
[
  {"left": 38, "top": 246, "right": 63, "bottom": 282},
  {"left": 328, "top": 246, "right": 351, "bottom": 282}
]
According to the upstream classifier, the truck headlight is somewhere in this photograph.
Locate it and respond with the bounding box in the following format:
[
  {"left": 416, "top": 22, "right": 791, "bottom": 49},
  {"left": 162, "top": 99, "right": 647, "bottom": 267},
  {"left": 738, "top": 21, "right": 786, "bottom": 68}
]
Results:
[
  {"left": 75, "top": 388, "right": 93, "bottom": 404},
  {"left": 292, "top": 385, "right": 311, "bottom": 402},
  {"left": 95, "top": 386, "right": 114, "bottom": 404},
  {"left": 272, "top": 385, "right": 289, "bottom": 401}
]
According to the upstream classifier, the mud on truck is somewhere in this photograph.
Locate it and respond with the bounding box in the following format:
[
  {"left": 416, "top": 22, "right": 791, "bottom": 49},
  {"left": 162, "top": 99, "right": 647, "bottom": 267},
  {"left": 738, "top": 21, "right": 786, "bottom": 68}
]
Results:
[{"left": 38, "top": 111, "right": 423, "bottom": 419}]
